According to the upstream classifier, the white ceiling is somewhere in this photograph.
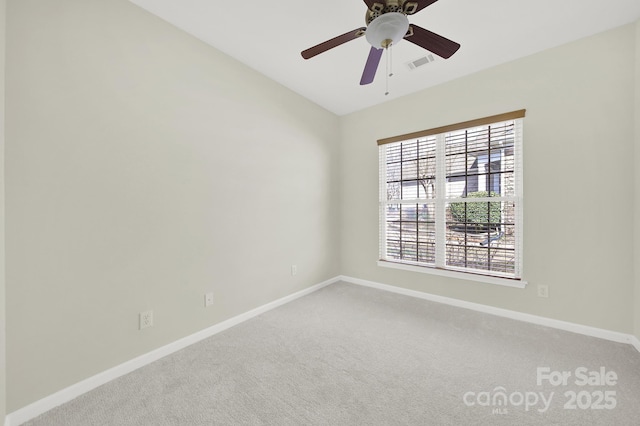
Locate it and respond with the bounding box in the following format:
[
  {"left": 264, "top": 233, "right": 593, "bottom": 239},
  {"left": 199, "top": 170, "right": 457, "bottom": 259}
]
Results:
[{"left": 129, "top": 0, "right": 640, "bottom": 116}]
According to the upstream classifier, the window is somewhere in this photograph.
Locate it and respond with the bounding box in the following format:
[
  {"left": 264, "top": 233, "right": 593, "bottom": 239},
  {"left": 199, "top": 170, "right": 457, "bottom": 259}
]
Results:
[{"left": 378, "top": 110, "right": 524, "bottom": 282}]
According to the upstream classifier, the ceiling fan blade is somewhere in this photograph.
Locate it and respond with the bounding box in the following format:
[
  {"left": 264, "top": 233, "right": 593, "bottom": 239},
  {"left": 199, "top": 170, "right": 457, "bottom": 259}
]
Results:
[
  {"left": 404, "top": 0, "right": 439, "bottom": 15},
  {"left": 360, "top": 46, "right": 383, "bottom": 85},
  {"left": 404, "top": 24, "right": 460, "bottom": 59},
  {"left": 301, "top": 27, "right": 366, "bottom": 59}
]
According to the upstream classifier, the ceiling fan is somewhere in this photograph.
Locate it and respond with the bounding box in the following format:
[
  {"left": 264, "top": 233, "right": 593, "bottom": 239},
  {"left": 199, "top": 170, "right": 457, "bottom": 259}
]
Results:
[{"left": 301, "top": 0, "right": 460, "bottom": 85}]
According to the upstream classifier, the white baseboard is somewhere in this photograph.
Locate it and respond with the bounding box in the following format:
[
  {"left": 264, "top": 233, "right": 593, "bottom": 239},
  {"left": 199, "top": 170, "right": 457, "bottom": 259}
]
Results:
[
  {"left": 338, "top": 275, "right": 640, "bottom": 349},
  {"left": 5, "top": 276, "right": 340, "bottom": 426}
]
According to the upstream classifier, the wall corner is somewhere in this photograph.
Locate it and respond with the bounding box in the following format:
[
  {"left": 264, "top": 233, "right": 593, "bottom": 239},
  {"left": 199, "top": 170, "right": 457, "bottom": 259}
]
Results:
[{"left": 634, "top": 18, "right": 640, "bottom": 341}]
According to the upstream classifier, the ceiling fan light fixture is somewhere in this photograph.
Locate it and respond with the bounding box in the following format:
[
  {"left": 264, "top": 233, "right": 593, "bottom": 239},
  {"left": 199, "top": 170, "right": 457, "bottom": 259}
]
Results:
[{"left": 365, "top": 12, "right": 409, "bottom": 49}]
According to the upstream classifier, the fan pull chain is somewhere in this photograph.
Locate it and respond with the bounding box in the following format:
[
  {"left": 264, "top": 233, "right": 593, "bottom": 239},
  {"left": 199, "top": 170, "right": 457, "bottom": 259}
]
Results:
[
  {"left": 384, "top": 44, "right": 394, "bottom": 96},
  {"left": 385, "top": 46, "right": 390, "bottom": 96}
]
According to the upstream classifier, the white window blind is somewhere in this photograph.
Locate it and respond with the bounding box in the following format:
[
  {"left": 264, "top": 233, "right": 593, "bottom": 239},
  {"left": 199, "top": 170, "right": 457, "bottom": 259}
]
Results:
[{"left": 378, "top": 111, "right": 524, "bottom": 280}]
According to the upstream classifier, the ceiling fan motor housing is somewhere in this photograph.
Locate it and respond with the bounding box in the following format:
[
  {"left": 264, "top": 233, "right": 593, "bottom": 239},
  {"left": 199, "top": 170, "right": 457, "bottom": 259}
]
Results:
[{"left": 366, "top": 0, "right": 416, "bottom": 25}]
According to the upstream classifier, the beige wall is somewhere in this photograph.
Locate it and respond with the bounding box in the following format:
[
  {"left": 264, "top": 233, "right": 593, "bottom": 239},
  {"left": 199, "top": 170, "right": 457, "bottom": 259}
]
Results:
[
  {"left": 5, "top": 0, "right": 339, "bottom": 411},
  {"left": 0, "top": 0, "right": 6, "bottom": 422},
  {"left": 339, "top": 24, "right": 636, "bottom": 334}
]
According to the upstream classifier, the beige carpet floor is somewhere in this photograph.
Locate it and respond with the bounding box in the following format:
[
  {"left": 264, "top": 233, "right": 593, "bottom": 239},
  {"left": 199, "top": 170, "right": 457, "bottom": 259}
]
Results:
[{"left": 25, "top": 282, "right": 640, "bottom": 425}]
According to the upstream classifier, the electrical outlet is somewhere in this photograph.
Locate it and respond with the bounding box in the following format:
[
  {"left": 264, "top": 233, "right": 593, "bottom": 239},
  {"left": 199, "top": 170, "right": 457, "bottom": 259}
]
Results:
[
  {"left": 537, "top": 284, "right": 549, "bottom": 298},
  {"left": 205, "top": 292, "right": 214, "bottom": 307},
  {"left": 291, "top": 265, "right": 297, "bottom": 276},
  {"left": 139, "top": 310, "right": 153, "bottom": 330}
]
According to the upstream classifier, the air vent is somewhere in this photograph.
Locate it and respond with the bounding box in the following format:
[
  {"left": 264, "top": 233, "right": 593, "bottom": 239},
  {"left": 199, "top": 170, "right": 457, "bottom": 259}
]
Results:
[{"left": 407, "top": 54, "right": 436, "bottom": 70}]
